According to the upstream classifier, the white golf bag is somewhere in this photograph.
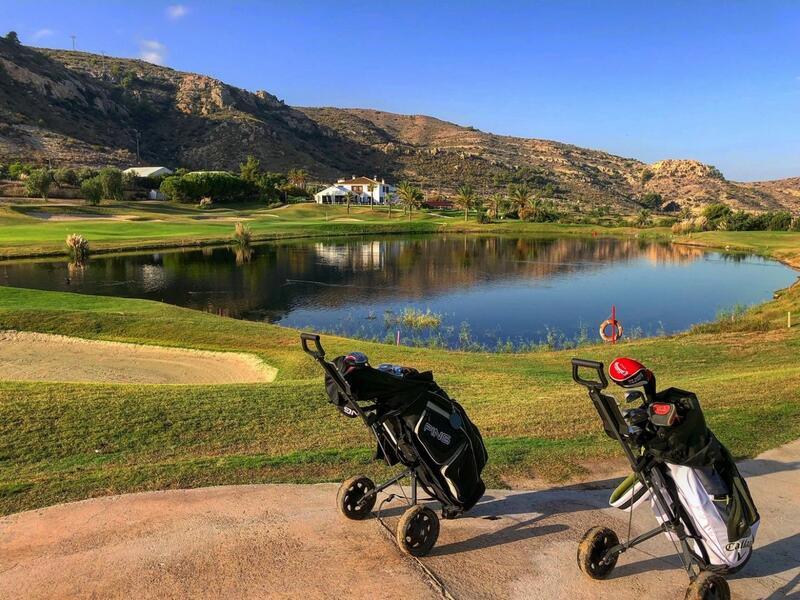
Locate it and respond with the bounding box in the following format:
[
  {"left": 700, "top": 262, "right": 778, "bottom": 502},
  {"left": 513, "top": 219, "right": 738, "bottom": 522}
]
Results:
[{"left": 610, "top": 463, "right": 759, "bottom": 572}]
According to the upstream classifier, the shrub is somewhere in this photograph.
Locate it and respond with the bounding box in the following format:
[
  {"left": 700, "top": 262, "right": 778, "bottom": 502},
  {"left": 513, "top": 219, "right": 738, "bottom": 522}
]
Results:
[
  {"left": 159, "top": 175, "right": 192, "bottom": 202},
  {"left": 98, "top": 167, "right": 124, "bottom": 201},
  {"left": 634, "top": 209, "right": 652, "bottom": 227},
  {"left": 65, "top": 234, "right": 90, "bottom": 262},
  {"left": 24, "top": 168, "right": 52, "bottom": 199},
  {"left": 0, "top": 164, "right": 6, "bottom": 179},
  {"left": 80, "top": 176, "right": 103, "bottom": 205},
  {"left": 476, "top": 209, "right": 491, "bottom": 224},
  {"left": 640, "top": 168, "right": 654, "bottom": 184},
  {"left": 791, "top": 217, "right": 800, "bottom": 232},
  {"left": 8, "top": 161, "right": 30, "bottom": 180},
  {"left": 766, "top": 211, "right": 792, "bottom": 231},
  {"left": 53, "top": 167, "right": 78, "bottom": 187},
  {"left": 671, "top": 216, "right": 710, "bottom": 234},
  {"left": 161, "top": 172, "right": 257, "bottom": 203}
]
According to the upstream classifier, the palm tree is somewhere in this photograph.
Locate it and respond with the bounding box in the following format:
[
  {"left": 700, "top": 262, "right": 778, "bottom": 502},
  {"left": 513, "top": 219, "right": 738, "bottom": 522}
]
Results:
[
  {"left": 635, "top": 209, "right": 652, "bottom": 228},
  {"left": 287, "top": 168, "right": 307, "bottom": 189},
  {"left": 345, "top": 190, "right": 355, "bottom": 214},
  {"left": 487, "top": 193, "right": 505, "bottom": 220},
  {"left": 397, "top": 181, "right": 423, "bottom": 221},
  {"left": 508, "top": 183, "right": 532, "bottom": 215},
  {"left": 454, "top": 184, "right": 476, "bottom": 222}
]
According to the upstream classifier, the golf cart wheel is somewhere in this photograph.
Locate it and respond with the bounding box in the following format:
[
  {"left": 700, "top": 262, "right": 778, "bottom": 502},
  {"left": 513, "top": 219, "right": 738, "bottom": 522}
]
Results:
[
  {"left": 396, "top": 505, "right": 439, "bottom": 557},
  {"left": 336, "top": 475, "right": 376, "bottom": 520},
  {"left": 684, "top": 571, "right": 730, "bottom": 600},
  {"left": 577, "top": 526, "right": 619, "bottom": 580}
]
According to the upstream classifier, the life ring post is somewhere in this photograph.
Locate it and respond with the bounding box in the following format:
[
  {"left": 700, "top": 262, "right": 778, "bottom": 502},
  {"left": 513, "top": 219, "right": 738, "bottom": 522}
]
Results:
[{"left": 599, "top": 305, "right": 623, "bottom": 344}]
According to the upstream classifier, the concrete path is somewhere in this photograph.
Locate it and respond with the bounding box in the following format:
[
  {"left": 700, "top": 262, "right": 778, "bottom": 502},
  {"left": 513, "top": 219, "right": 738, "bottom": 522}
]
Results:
[{"left": 1, "top": 442, "right": 797, "bottom": 599}]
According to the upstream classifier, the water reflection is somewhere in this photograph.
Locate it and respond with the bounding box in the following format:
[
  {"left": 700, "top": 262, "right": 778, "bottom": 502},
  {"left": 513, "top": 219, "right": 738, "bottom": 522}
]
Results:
[{"left": 0, "top": 235, "right": 794, "bottom": 348}]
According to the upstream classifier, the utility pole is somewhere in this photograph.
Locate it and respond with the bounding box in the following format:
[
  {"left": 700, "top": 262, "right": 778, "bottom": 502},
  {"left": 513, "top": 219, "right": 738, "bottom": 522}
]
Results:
[
  {"left": 70, "top": 35, "right": 76, "bottom": 50},
  {"left": 132, "top": 129, "right": 141, "bottom": 164}
]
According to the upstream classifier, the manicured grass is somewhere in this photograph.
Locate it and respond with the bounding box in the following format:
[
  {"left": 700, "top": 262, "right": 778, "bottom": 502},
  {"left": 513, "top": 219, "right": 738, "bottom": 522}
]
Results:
[
  {"left": 1, "top": 267, "right": 799, "bottom": 514},
  {"left": 0, "top": 200, "right": 666, "bottom": 258}
]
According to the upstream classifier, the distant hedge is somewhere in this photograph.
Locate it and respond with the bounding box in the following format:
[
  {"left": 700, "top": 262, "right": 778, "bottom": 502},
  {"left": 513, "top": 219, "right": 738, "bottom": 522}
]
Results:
[{"left": 160, "top": 171, "right": 257, "bottom": 203}]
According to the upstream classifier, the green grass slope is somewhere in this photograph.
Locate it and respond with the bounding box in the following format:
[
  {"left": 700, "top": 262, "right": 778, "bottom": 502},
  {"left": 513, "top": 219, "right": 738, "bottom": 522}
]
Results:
[{"left": 1, "top": 276, "right": 799, "bottom": 515}]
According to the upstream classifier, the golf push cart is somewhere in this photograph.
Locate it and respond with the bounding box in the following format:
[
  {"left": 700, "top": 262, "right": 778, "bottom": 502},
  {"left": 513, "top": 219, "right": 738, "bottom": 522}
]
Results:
[
  {"left": 571, "top": 357, "right": 759, "bottom": 600},
  {"left": 301, "top": 332, "right": 487, "bottom": 557}
]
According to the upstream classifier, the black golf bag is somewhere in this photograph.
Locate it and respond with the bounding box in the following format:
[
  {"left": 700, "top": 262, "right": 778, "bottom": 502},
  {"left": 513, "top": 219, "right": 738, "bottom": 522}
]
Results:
[{"left": 302, "top": 333, "right": 487, "bottom": 556}]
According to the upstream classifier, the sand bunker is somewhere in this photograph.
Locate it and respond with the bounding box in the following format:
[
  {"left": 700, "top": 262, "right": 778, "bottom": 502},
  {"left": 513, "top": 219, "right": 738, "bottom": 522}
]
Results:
[
  {"left": 0, "top": 331, "right": 276, "bottom": 384},
  {"left": 26, "top": 211, "right": 140, "bottom": 222}
]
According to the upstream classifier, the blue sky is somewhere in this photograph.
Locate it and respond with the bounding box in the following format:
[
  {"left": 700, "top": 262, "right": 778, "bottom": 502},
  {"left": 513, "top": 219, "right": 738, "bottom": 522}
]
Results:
[{"left": 2, "top": 1, "right": 798, "bottom": 181}]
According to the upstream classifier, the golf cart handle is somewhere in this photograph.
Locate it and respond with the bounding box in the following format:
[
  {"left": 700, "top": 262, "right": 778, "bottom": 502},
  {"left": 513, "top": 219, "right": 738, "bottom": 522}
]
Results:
[
  {"left": 571, "top": 358, "right": 608, "bottom": 389},
  {"left": 300, "top": 332, "right": 325, "bottom": 358}
]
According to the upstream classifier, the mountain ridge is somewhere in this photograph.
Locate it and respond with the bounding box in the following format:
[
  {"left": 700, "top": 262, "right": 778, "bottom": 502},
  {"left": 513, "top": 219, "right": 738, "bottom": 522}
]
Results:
[{"left": 1, "top": 39, "right": 797, "bottom": 213}]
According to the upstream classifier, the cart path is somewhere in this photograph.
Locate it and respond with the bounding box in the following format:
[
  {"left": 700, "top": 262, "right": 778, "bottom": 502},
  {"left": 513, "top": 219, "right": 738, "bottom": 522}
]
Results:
[{"left": 1, "top": 441, "right": 797, "bottom": 600}]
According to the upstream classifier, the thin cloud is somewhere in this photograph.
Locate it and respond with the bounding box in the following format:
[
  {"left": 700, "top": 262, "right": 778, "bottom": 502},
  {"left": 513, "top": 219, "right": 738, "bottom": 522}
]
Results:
[
  {"left": 32, "top": 28, "right": 54, "bottom": 41},
  {"left": 166, "top": 4, "right": 189, "bottom": 20},
  {"left": 139, "top": 40, "right": 167, "bottom": 65}
]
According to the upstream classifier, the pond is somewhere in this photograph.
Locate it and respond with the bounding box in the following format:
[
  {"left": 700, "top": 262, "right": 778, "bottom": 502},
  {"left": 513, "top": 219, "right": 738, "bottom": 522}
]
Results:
[{"left": 0, "top": 235, "right": 795, "bottom": 350}]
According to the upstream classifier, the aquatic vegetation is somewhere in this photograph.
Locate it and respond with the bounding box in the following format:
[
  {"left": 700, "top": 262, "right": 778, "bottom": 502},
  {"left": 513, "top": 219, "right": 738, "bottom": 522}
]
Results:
[
  {"left": 233, "top": 222, "right": 252, "bottom": 246},
  {"left": 65, "top": 233, "right": 89, "bottom": 263},
  {"left": 385, "top": 307, "right": 443, "bottom": 329}
]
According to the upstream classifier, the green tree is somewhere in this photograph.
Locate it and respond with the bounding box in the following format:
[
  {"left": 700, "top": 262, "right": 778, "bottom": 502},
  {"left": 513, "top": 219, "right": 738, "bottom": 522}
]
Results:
[
  {"left": 257, "top": 171, "right": 286, "bottom": 202},
  {"left": 76, "top": 167, "right": 98, "bottom": 182},
  {"left": 8, "top": 162, "right": 30, "bottom": 180},
  {"left": 454, "top": 184, "right": 476, "bottom": 222},
  {"left": 98, "top": 167, "right": 124, "bottom": 201},
  {"left": 702, "top": 203, "right": 732, "bottom": 225},
  {"left": 4, "top": 31, "right": 20, "bottom": 45},
  {"left": 396, "top": 181, "right": 423, "bottom": 221},
  {"left": 508, "top": 183, "right": 532, "bottom": 216},
  {"left": 53, "top": 167, "right": 79, "bottom": 187},
  {"left": 287, "top": 168, "right": 307, "bottom": 189},
  {"left": 239, "top": 155, "right": 261, "bottom": 182},
  {"left": 767, "top": 211, "right": 793, "bottom": 231},
  {"left": 639, "top": 192, "right": 663, "bottom": 210},
  {"left": 159, "top": 175, "right": 191, "bottom": 202},
  {"left": 80, "top": 176, "right": 104, "bottom": 206},
  {"left": 25, "top": 168, "right": 52, "bottom": 199}
]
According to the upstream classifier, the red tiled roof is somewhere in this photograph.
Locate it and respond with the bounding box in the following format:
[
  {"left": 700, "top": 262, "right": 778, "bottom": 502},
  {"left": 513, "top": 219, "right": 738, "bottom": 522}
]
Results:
[{"left": 338, "top": 177, "right": 380, "bottom": 185}]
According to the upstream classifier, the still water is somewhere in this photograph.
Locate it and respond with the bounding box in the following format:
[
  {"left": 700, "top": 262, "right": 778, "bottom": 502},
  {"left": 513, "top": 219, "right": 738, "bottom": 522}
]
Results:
[{"left": 1, "top": 235, "right": 795, "bottom": 349}]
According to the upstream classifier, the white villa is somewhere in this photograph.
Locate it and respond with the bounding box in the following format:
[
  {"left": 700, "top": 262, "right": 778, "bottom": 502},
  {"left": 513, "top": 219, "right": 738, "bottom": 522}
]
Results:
[{"left": 314, "top": 176, "right": 396, "bottom": 205}]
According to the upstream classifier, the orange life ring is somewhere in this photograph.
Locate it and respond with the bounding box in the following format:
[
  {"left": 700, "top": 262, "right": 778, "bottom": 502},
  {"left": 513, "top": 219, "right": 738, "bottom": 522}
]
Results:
[{"left": 599, "top": 319, "right": 624, "bottom": 342}]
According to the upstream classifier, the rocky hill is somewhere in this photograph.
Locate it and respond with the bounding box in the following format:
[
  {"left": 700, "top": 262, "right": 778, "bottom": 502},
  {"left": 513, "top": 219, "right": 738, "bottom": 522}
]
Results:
[{"left": 0, "top": 38, "right": 797, "bottom": 213}]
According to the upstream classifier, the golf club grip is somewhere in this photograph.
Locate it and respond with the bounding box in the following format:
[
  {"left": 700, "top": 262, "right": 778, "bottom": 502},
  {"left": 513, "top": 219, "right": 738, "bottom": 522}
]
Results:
[
  {"left": 571, "top": 358, "right": 608, "bottom": 388},
  {"left": 300, "top": 332, "right": 324, "bottom": 357}
]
